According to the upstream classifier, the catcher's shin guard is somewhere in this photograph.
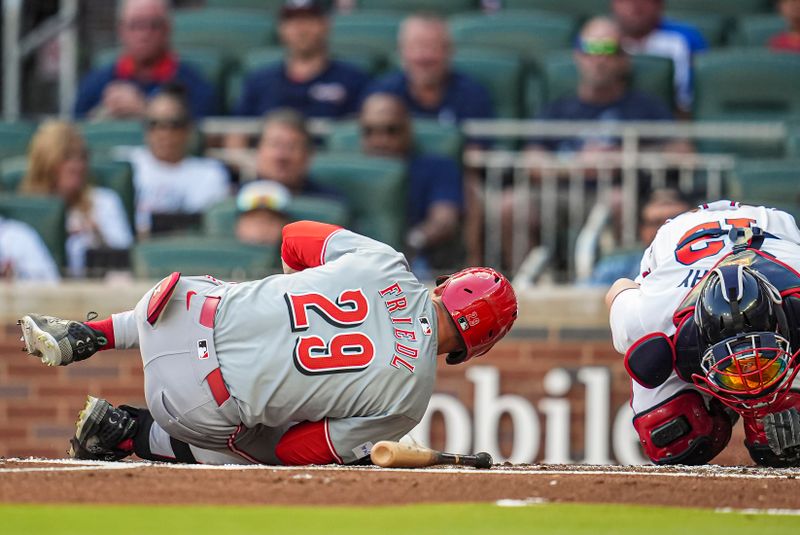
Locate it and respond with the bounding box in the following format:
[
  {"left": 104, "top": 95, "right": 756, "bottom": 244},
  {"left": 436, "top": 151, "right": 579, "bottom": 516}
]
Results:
[
  {"left": 19, "top": 313, "right": 108, "bottom": 366},
  {"left": 633, "top": 390, "right": 734, "bottom": 465}
]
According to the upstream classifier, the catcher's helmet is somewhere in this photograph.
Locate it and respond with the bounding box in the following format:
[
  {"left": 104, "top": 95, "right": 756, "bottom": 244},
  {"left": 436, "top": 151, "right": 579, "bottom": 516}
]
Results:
[
  {"left": 694, "top": 264, "right": 798, "bottom": 411},
  {"left": 433, "top": 267, "right": 518, "bottom": 365}
]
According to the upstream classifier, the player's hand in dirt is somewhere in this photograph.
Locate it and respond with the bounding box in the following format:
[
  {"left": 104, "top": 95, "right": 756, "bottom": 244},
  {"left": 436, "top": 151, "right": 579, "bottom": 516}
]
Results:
[{"left": 762, "top": 407, "right": 800, "bottom": 456}]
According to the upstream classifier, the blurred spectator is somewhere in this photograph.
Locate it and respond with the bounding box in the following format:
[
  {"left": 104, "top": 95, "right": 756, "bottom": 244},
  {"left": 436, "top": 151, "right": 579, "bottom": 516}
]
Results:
[
  {"left": 527, "top": 17, "right": 690, "bottom": 157},
  {"left": 360, "top": 93, "right": 463, "bottom": 273},
  {"left": 587, "top": 188, "right": 690, "bottom": 285},
  {"left": 770, "top": 0, "right": 800, "bottom": 53},
  {"left": 235, "top": 180, "right": 292, "bottom": 246},
  {"left": 233, "top": 0, "right": 370, "bottom": 119},
  {"left": 253, "top": 109, "right": 341, "bottom": 200},
  {"left": 611, "top": 0, "right": 707, "bottom": 114},
  {"left": 20, "top": 121, "right": 133, "bottom": 277},
  {"left": 128, "top": 84, "right": 230, "bottom": 236},
  {"left": 367, "top": 13, "right": 495, "bottom": 134},
  {"left": 73, "top": 0, "right": 217, "bottom": 119},
  {"left": 0, "top": 216, "right": 61, "bottom": 282}
]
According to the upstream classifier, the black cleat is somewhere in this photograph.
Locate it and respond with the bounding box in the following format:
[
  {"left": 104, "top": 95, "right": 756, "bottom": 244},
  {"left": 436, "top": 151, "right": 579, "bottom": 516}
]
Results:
[
  {"left": 69, "top": 396, "right": 137, "bottom": 462},
  {"left": 19, "top": 313, "right": 107, "bottom": 366}
]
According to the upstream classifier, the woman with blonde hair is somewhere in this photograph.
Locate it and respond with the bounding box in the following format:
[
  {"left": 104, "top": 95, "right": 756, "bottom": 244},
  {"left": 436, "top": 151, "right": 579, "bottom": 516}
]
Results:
[{"left": 21, "top": 120, "right": 133, "bottom": 276}]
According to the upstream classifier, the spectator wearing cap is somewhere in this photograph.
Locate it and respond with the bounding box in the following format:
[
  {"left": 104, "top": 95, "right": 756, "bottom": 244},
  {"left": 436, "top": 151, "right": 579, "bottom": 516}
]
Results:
[
  {"left": 234, "top": 0, "right": 370, "bottom": 120},
  {"left": 128, "top": 85, "right": 230, "bottom": 236},
  {"left": 366, "top": 13, "right": 495, "bottom": 142},
  {"left": 611, "top": 0, "right": 707, "bottom": 114},
  {"left": 0, "top": 217, "right": 61, "bottom": 282},
  {"left": 253, "top": 109, "right": 342, "bottom": 200},
  {"left": 235, "top": 181, "right": 292, "bottom": 247},
  {"left": 359, "top": 93, "right": 463, "bottom": 273},
  {"left": 770, "top": 0, "right": 800, "bottom": 53},
  {"left": 73, "top": 0, "right": 217, "bottom": 119},
  {"left": 20, "top": 121, "right": 133, "bottom": 277}
]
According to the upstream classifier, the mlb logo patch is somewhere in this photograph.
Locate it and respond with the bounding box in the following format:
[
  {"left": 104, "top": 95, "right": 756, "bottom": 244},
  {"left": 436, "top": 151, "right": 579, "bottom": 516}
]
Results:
[
  {"left": 352, "top": 441, "right": 374, "bottom": 459},
  {"left": 418, "top": 316, "right": 432, "bottom": 336},
  {"left": 197, "top": 339, "right": 209, "bottom": 360},
  {"left": 458, "top": 316, "right": 470, "bottom": 331}
]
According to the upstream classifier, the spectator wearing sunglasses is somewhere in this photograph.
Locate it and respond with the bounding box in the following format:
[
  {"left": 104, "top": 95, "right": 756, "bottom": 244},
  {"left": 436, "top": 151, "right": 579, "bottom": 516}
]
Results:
[
  {"left": 74, "top": 0, "right": 217, "bottom": 120},
  {"left": 359, "top": 93, "right": 463, "bottom": 275},
  {"left": 128, "top": 85, "right": 230, "bottom": 236},
  {"left": 235, "top": 180, "right": 292, "bottom": 247},
  {"left": 20, "top": 121, "right": 133, "bottom": 277}
]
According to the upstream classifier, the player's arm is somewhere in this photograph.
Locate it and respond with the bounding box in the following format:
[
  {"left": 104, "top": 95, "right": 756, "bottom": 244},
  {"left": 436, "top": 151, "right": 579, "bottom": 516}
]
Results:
[{"left": 605, "top": 278, "right": 639, "bottom": 309}]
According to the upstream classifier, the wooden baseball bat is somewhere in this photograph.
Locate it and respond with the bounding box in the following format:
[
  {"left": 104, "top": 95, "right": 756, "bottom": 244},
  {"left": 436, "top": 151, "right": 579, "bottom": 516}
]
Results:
[{"left": 370, "top": 440, "right": 493, "bottom": 469}]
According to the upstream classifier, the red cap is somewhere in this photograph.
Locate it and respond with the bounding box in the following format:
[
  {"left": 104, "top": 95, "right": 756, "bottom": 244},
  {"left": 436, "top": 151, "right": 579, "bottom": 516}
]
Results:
[{"left": 434, "top": 267, "right": 518, "bottom": 364}]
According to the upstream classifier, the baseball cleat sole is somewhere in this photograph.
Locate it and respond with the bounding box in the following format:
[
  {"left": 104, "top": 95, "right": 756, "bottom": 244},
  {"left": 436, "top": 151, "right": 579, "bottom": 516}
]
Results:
[
  {"left": 69, "top": 395, "right": 104, "bottom": 458},
  {"left": 18, "top": 315, "right": 62, "bottom": 366}
]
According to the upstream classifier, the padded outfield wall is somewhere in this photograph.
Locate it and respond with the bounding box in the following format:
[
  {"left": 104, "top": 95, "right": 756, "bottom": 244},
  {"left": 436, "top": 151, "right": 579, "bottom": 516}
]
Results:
[{"left": 0, "top": 283, "right": 751, "bottom": 465}]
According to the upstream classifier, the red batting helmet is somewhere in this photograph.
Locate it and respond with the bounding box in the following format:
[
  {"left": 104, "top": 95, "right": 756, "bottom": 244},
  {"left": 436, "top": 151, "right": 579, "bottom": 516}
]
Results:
[{"left": 434, "top": 267, "right": 518, "bottom": 365}]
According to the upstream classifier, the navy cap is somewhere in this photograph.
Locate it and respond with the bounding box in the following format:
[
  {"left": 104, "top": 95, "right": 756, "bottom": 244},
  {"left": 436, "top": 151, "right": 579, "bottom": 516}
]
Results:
[{"left": 281, "top": 0, "right": 329, "bottom": 18}]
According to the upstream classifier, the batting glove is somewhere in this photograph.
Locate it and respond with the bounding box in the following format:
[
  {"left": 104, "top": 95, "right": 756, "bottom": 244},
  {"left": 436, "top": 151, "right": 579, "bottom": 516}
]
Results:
[{"left": 762, "top": 407, "right": 800, "bottom": 456}]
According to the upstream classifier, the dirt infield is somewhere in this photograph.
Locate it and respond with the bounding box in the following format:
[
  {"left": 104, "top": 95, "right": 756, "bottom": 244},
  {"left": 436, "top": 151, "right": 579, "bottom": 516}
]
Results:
[{"left": 2, "top": 459, "right": 799, "bottom": 509}]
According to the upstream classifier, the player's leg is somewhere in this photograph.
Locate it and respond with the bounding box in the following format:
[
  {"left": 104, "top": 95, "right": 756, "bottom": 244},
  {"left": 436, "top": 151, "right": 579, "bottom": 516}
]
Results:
[{"left": 631, "top": 373, "right": 737, "bottom": 465}]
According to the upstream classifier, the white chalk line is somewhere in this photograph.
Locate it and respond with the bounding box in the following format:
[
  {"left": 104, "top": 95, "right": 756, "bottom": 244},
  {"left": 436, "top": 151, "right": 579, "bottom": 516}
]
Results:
[
  {"left": 2, "top": 458, "right": 800, "bottom": 480},
  {"left": 716, "top": 508, "right": 800, "bottom": 516}
]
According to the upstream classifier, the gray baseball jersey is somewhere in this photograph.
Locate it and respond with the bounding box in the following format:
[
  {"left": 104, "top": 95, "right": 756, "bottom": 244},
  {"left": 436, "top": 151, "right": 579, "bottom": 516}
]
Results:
[{"left": 212, "top": 227, "right": 438, "bottom": 463}]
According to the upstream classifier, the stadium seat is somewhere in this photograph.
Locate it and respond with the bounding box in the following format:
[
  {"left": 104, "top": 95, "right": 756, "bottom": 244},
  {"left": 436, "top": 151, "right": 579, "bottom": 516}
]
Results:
[
  {"left": 203, "top": 195, "right": 350, "bottom": 238},
  {"left": 541, "top": 51, "right": 674, "bottom": 110},
  {"left": 79, "top": 121, "right": 144, "bottom": 156},
  {"left": 204, "top": 0, "right": 277, "bottom": 11},
  {"left": 0, "top": 194, "right": 66, "bottom": 267},
  {"left": 730, "top": 15, "right": 786, "bottom": 47},
  {"left": 452, "top": 48, "right": 524, "bottom": 119},
  {"left": 729, "top": 159, "right": 800, "bottom": 215},
  {"left": 0, "top": 157, "right": 135, "bottom": 231},
  {"left": 661, "top": 0, "right": 772, "bottom": 16},
  {"left": 309, "top": 154, "right": 406, "bottom": 248},
  {"left": 131, "top": 237, "right": 277, "bottom": 280},
  {"left": 172, "top": 9, "right": 275, "bottom": 53},
  {"left": 500, "top": 0, "right": 607, "bottom": 18},
  {"left": 330, "top": 11, "right": 402, "bottom": 56},
  {"left": 693, "top": 49, "right": 800, "bottom": 121},
  {"left": 326, "top": 119, "right": 463, "bottom": 160},
  {"left": 356, "top": 0, "right": 475, "bottom": 14},
  {"left": 0, "top": 121, "right": 36, "bottom": 162},
  {"left": 664, "top": 11, "right": 727, "bottom": 47},
  {"left": 448, "top": 11, "right": 576, "bottom": 62}
]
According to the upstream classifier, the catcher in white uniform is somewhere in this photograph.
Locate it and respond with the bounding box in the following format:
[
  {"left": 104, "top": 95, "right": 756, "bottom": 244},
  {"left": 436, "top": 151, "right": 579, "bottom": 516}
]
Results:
[
  {"left": 608, "top": 200, "right": 800, "bottom": 467},
  {"left": 19, "top": 221, "right": 518, "bottom": 465}
]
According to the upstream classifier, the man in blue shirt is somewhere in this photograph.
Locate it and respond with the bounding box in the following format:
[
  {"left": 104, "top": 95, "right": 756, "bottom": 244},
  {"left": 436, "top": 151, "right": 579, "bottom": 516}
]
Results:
[
  {"left": 73, "top": 0, "right": 217, "bottom": 119},
  {"left": 367, "top": 14, "right": 494, "bottom": 139},
  {"left": 359, "top": 93, "right": 464, "bottom": 275},
  {"left": 233, "top": 0, "right": 370, "bottom": 120}
]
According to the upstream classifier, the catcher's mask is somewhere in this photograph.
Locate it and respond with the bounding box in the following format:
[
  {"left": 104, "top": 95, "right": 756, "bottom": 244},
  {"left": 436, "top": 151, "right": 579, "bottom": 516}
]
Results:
[
  {"left": 693, "top": 264, "right": 800, "bottom": 412},
  {"left": 434, "top": 267, "right": 518, "bottom": 365}
]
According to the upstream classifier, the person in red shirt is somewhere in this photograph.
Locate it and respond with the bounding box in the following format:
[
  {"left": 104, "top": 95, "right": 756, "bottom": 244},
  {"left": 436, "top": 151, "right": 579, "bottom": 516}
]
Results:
[{"left": 770, "top": 0, "right": 800, "bottom": 53}]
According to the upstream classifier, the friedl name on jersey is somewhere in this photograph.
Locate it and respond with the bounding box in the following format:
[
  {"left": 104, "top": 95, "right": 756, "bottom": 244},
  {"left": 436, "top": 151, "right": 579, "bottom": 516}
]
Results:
[
  {"left": 379, "top": 282, "right": 420, "bottom": 374},
  {"left": 677, "top": 268, "right": 709, "bottom": 288}
]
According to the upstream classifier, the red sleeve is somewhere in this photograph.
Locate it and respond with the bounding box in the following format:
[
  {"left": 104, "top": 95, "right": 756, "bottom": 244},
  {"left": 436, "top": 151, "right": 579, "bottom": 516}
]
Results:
[
  {"left": 280, "top": 221, "right": 343, "bottom": 272},
  {"left": 274, "top": 420, "right": 341, "bottom": 466}
]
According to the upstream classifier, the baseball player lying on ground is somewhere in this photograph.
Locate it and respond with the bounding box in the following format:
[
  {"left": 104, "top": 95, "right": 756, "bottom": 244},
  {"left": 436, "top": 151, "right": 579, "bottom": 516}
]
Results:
[
  {"left": 607, "top": 200, "right": 800, "bottom": 467},
  {"left": 20, "top": 221, "right": 517, "bottom": 465}
]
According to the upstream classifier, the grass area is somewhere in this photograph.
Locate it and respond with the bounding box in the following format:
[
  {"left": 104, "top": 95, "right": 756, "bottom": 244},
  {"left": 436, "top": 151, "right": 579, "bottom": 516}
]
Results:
[{"left": 2, "top": 503, "right": 798, "bottom": 535}]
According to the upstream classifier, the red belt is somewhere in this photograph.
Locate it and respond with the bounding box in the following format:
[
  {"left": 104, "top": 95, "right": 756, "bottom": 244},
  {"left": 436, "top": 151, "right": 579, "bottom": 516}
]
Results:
[{"left": 200, "top": 296, "right": 230, "bottom": 406}]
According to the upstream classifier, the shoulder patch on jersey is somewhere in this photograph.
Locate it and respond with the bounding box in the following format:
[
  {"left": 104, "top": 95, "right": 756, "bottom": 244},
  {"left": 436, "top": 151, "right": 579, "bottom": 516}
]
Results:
[{"left": 418, "top": 316, "right": 432, "bottom": 336}]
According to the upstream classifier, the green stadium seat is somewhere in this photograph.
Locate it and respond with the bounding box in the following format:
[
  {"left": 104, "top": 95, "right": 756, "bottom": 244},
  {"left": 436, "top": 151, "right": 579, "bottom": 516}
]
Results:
[
  {"left": 330, "top": 11, "right": 402, "bottom": 56},
  {"left": 356, "top": 0, "right": 476, "bottom": 14},
  {"left": 0, "top": 121, "right": 36, "bottom": 162},
  {"left": 693, "top": 49, "right": 800, "bottom": 121},
  {"left": 203, "top": 195, "right": 350, "bottom": 238},
  {"left": 729, "top": 159, "right": 800, "bottom": 211},
  {"left": 661, "top": 0, "right": 772, "bottom": 16},
  {"left": 172, "top": 9, "right": 275, "bottom": 53},
  {"left": 448, "top": 11, "right": 576, "bottom": 62},
  {"left": 501, "top": 0, "right": 607, "bottom": 18},
  {"left": 132, "top": 236, "right": 277, "bottom": 280},
  {"left": 204, "top": 0, "right": 278, "bottom": 11},
  {"left": 309, "top": 154, "right": 406, "bottom": 248},
  {"left": 665, "top": 11, "right": 727, "bottom": 47},
  {"left": 541, "top": 52, "right": 674, "bottom": 110},
  {"left": 92, "top": 46, "right": 227, "bottom": 90},
  {"left": 730, "top": 15, "right": 786, "bottom": 47},
  {"left": 0, "top": 194, "right": 66, "bottom": 267},
  {"left": 0, "top": 157, "right": 136, "bottom": 231},
  {"left": 326, "top": 119, "right": 463, "bottom": 160},
  {"left": 79, "top": 121, "right": 144, "bottom": 156},
  {"left": 452, "top": 48, "right": 524, "bottom": 118}
]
